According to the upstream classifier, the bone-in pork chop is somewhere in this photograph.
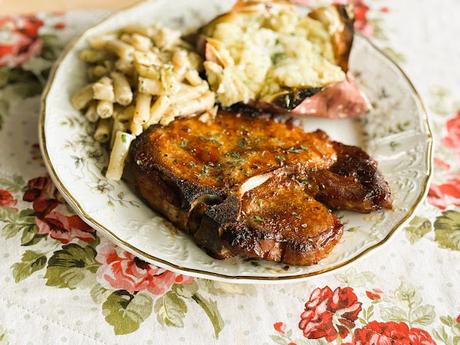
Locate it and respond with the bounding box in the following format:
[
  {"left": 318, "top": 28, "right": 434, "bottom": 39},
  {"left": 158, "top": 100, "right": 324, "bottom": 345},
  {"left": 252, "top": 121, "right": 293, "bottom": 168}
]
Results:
[{"left": 130, "top": 111, "right": 391, "bottom": 265}]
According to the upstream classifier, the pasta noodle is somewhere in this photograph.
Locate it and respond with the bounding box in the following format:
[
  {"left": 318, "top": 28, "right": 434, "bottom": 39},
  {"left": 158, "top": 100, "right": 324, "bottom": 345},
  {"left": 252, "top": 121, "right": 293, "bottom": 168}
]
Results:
[
  {"left": 111, "top": 71, "right": 133, "bottom": 106},
  {"left": 92, "top": 77, "right": 114, "bottom": 101},
  {"left": 71, "top": 22, "right": 216, "bottom": 180},
  {"left": 94, "top": 118, "right": 112, "bottom": 143},
  {"left": 130, "top": 92, "right": 152, "bottom": 135},
  {"left": 106, "top": 131, "right": 136, "bottom": 180}
]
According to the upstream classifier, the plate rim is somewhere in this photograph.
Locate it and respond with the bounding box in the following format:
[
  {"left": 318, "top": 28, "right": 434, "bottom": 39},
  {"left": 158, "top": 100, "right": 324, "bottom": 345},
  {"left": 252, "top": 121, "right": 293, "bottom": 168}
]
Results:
[{"left": 38, "top": 0, "right": 434, "bottom": 283}]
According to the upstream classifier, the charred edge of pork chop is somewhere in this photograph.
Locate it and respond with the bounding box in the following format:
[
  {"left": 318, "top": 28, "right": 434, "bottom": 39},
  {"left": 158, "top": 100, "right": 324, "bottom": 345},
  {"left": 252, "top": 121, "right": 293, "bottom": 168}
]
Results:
[
  {"left": 220, "top": 217, "right": 343, "bottom": 266},
  {"left": 192, "top": 174, "right": 344, "bottom": 265},
  {"left": 304, "top": 142, "right": 392, "bottom": 212}
]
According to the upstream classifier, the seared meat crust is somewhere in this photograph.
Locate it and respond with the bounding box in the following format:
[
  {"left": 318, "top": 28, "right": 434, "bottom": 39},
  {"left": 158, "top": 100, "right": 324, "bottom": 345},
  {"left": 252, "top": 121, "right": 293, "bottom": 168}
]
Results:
[{"left": 130, "top": 112, "right": 391, "bottom": 265}]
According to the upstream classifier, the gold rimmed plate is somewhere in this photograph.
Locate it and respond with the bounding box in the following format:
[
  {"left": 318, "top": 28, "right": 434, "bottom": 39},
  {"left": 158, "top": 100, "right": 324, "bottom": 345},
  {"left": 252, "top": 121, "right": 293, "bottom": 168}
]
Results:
[{"left": 39, "top": 0, "right": 432, "bottom": 283}]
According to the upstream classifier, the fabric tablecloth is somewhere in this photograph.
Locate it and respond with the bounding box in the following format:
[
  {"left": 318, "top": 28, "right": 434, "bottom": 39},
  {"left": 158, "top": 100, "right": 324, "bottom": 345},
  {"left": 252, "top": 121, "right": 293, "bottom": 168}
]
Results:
[{"left": 1, "top": 1, "right": 459, "bottom": 344}]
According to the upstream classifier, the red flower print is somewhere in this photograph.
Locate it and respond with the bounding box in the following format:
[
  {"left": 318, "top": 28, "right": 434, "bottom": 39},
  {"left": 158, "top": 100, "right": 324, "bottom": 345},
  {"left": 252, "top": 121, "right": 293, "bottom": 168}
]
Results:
[
  {"left": 443, "top": 110, "right": 460, "bottom": 153},
  {"left": 365, "top": 288, "right": 383, "bottom": 301},
  {"left": 428, "top": 176, "right": 460, "bottom": 210},
  {"left": 23, "top": 176, "right": 96, "bottom": 243},
  {"left": 274, "top": 322, "right": 287, "bottom": 334},
  {"left": 0, "top": 189, "right": 17, "bottom": 207},
  {"left": 350, "top": 321, "right": 435, "bottom": 345},
  {"left": 434, "top": 157, "right": 451, "bottom": 170},
  {"left": 0, "top": 15, "right": 44, "bottom": 67},
  {"left": 456, "top": 314, "right": 460, "bottom": 323},
  {"left": 333, "top": 0, "right": 373, "bottom": 37},
  {"left": 95, "top": 239, "right": 194, "bottom": 295},
  {"left": 299, "top": 286, "right": 362, "bottom": 342}
]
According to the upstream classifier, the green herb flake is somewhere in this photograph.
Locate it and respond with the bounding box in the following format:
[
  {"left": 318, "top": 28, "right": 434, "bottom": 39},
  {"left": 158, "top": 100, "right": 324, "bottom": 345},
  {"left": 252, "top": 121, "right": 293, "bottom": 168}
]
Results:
[
  {"left": 198, "top": 134, "right": 222, "bottom": 146},
  {"left": 253, "top": 215, "right": 264, "bottom": 223},
  {"left": 286, "top": 145, "right": 308, "bottom": 153},
  {"left": 121, "top": 133, "right": 127, "bottom": 143},
  {"left": 271, "top": 52, "right": 286, "bottom": 64},
  {"left": 275, "top": 155, "right": 285, "bottom": 164},
  {"left": 226, "top": 151, "right": 241, "bottom": 159},
  {"left": 179, "top": 138, "right": 188, "bottom": 149},
  {"left": 237, "top": 138, "right": 248, "bottom": 148}
]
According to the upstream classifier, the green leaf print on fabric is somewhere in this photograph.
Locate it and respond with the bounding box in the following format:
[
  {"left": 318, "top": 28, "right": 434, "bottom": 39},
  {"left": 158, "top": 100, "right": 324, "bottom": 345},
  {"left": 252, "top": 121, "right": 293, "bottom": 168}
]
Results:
[
  {"left": 0, "top": 175, "right": 25, "bottom": 193},
  {"left": 433, "top": 315, "right": 460, "bottom": 345},
  {"left": 154, "top": 291, "right": 187, "bottom": 328},
  {"left": 192, "top": 293, "right": 224, "bottom": 338},
  {"left": 334, "top": 268, "right": 375, "bottom": 287},
  {"left": 11, "top": 250, "right": 47, "bottom": 283},
  {"left": 405, "top": 216, "right": 432, "bottom": 244},
  {"left": 45, "top": 243, "right": 99, "bottom": 289},
  {"left": 90, "top": 283, "right": 112, "bottom": 304},
  {"left": 103, "top": 290, "right": 153, "bottom": 335},
  {"left": 380, "top": 282, "right": 435, "bottom": 326},
  {"left": 0, "top": 208, "right": 36, "bottom": 240},
  {"left": 434, "top": 210, "right": 460, "bottom": 251}
]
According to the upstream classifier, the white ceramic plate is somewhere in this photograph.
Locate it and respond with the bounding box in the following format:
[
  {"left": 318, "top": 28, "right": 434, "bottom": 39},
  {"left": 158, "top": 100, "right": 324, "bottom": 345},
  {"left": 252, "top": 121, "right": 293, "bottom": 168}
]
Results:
[{"left": 39, "top": 0, "right": 432, "bottom": 283}]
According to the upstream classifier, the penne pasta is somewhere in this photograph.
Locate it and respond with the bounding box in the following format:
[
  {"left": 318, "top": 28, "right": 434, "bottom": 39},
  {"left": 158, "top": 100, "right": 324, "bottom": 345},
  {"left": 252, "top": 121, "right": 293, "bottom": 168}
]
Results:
[
  {"left": 130, "top": 92, "right": 152, "bottom": 135},
  {"left": 106, "top": 131, "right": 136, "bottom": 181},
  {"left": 71, "top": 84, "right": 93, "bottom": 110},
  {"left": 79, "top": 49, "right": 111, "bottom": 63},
  {"left": 93, "top": 77, "right": 115, "bottom": 101},
  {"left": 121, "top": 24, "right": 155, "bottom": 37},
  {"left": 130, "top": 33, "right": 152, "bottom": 52},
  {"left": 138, "top": 77, "right": 163, "bottom": 95},
  {"left": 168, "top": 91, "right": 215, "bottom": 117},
  {"left": 94, "top": 118, "right": 112, "bottom": 143},
  {"left": 115, "top": 104, "right": 134, "bottom": 121},
  {"left": 85, "top": 102, "right": 99, "bottom": 123},
  {"left": 152, "top": 27, "right": 181, "bottom": 49},
  {"left": 146, "top": 95, "right": 170, "bottom": 127},
  {"left": 134, "top": 50, "right": 160, "bottom": 66},
  {"left": 115, "top": 58, "right": 134, "bottom": 75},
  {"left": 73, "top": 23, "right": 219, "bottom": 180},
  {"left": 88, "top": 65, "right": 110, "bottom": 80},
  {"left": 173, "top": 83, "right": 209, "bottom": 103},
  {"left": 111, "top": 71, "right": 133, "bottom": 106},
  {"left": 110, "top": 117, "right": 128, "bottom": 148},
  {"left": 135, "top": 63, "right": 160, "bottom": 79},
  {"left": 88, "top": 34, "right": 117, "bottom": 49},
  {"left": 97, "top": 100, "right": 114, "bottom": 118}
]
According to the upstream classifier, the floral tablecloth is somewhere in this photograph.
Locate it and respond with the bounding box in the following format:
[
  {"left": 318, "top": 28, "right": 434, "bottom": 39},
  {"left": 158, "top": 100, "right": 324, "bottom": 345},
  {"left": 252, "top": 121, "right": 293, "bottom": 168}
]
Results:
[{"left": 1, "top": 2, "right": 459, "bottom": 345}]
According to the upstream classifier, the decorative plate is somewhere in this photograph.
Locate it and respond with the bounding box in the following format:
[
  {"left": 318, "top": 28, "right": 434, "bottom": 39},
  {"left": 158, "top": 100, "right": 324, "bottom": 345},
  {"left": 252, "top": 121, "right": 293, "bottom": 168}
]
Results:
[{"left": 39, "top": 0, "right": 432, "bottom": 283}]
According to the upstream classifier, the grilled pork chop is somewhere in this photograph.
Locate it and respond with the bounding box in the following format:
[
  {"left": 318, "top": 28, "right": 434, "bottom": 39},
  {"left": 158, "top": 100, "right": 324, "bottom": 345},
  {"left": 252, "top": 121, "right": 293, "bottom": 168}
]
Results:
[{"left": 130, "top": 112, "right": 391, "bottom": 265}]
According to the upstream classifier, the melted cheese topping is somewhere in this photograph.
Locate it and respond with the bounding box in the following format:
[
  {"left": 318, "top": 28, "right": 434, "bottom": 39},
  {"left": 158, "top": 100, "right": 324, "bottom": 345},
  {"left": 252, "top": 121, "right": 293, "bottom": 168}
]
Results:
[{"left": 202, "top": 5, "right": 346, "bottom": 107}]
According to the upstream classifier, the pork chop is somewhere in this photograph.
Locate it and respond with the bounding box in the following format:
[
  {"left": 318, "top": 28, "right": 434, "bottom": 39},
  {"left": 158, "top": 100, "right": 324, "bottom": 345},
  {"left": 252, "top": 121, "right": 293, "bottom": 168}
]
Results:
[{"left": 130, "top": 111, "right": 391, "bottom": 265}]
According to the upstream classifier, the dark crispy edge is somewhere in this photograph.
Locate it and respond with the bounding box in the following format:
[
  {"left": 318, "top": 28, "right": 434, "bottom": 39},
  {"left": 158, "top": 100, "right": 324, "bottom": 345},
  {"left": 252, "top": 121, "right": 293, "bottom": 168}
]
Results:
[{"left": 220, "top": 215, "right": 343, "bottom": 266}]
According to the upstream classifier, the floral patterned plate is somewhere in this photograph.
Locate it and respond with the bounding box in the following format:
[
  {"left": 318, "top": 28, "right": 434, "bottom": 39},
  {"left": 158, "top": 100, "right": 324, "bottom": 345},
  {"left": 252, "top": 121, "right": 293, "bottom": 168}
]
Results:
[{"left": 39, "top": 0, "right": 432, "bottom": 283}]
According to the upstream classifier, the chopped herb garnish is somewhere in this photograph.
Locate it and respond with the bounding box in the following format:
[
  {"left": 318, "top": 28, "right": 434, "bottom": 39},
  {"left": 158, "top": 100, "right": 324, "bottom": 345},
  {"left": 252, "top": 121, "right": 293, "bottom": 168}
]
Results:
[
  {"left": 179, "top": 138, "right": 188, "bottom": 148},
  {"left": 187, "top": 161, "right": 197, "bottom": 168},
  {"left": 121, "top": 133, "right": 127, "bottom": 143},
  {"left": 286, "top": 145, "right": 308, "bottom": 153},
  {"left": 253, "top": 215, "right": 264, "bottom": 223},
  {"left": 237, "top": 138, "right": 248, "bottom": 148},
  {"left": 226, "top": 151, "right": 241, "bottom": 159},
  {"left": 275, "top": 155, "right": 285, "bottom": 164},
  {"left": 198, "top": 134, "right": 222, "bottom": 146},
  {"left": 271, "top": 52, "right": 286, "bottom": 64},
  {"left": 284, "top": 95, "right": 291, "bottom": 108}
]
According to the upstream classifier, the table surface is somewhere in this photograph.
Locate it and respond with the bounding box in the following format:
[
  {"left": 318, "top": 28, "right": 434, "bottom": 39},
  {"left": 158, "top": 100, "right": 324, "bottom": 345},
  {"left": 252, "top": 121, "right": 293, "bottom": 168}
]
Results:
[
  {"left": 1, "top": 1, "right": 460, "bottom": 345},
  {"left": 0, "top": 0, "right": 137, "bottom": 15}
]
